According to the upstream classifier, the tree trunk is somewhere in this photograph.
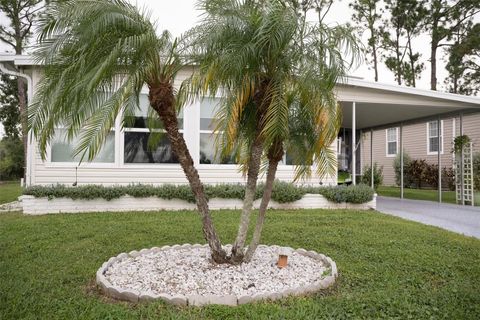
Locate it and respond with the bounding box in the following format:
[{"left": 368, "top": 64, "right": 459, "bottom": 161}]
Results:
[
  {"left": 149, "top": 82, "right": 228, "bottom": 264},
  {"left": 17, "top": 77, "right": 28, "bottom": 181},
  {"left": 373, "top": 43, "right": 379, "bottom": 82},
  {"left": 244, "top": 140, "right": 283, "bottom": 262},
  {"left": 369, "top": 20, "right": 378, "bottom": 82},
  {"left": 408, "top": 36, "right": 416, "bottom": 87},
  {"left": 230, "top": 135, "right": 264, "bottom": 264},
  {"left": 395, "top": 29, "right": 402, "bottom": 85},
  {"left": 430, "top": 43, "right": 437, "bottom": 91}
]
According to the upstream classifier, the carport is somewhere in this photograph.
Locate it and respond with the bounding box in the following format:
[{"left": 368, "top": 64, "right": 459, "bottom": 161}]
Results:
[{"left": 336, "top": 78, "right": 480, "bottom": 204}]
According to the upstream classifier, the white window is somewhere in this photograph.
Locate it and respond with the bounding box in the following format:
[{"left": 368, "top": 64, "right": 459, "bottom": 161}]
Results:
[
  {"left": 427, "top": 120, "right": 443, "bottom": 154},
  {"left": 123, "top": 93, "right": 183, "bottom": 164},
  {"left": 51, "top": 129, "right": 115, "bottom": 163},
  {"left": 199, "top": 98, "right": 236, "bottom": 164},
  {"left": 386, "top": 127, "right": 398, "bottom": 157}
]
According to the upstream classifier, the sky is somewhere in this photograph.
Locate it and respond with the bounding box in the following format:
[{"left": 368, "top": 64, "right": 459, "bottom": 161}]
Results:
[
  {"left": 128, "top": 0, "right": 447, "bottom": 90},
  {"left": 0, "top": 0, "right": 475, "bottom": 90}
]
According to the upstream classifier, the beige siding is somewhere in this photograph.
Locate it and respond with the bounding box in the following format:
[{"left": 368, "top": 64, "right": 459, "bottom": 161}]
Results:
[
  {"left": 457, "top": 114, "right": 480, "bottom": 149},
  {"left": 361, "top": 117, "right": 462, "bottom": 186}
]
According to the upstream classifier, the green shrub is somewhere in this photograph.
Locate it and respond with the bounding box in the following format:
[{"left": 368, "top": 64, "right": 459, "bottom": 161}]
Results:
[
  {"left": 423, "top": 164, "right": 456, "bottom": 191},
  {"left": 304, "top": 184, "right": 375, "bottom": 204},
  {"left": 361, "top": 163, "right": 383, "bottom": 189},
  {"left": 393, "top": 152, "right": 413, "bottom": 187},
  {"left": 0, "top": 137, "right": 24, "bottom": 180},
  {"left": 406, "top": 159, "right": 428, "bottom": 188},
  {"left": 474, "top": 152, "right": 480, "bottom": 191},
  {"left": 23, "top": 181, "right": 375, "bottom": 204},
  {"left": 270, "top": 180, "right": 306, "bottom": 203}
]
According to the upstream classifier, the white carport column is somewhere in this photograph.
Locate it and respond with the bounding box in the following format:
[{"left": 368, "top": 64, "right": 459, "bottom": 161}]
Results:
[
  {"left": 460, "top": 113, "right": 464, "bottom": 205},
  {"left": 400, "top": 123, "right": 404, "bottom": 199},
  {"left": 370, "top": 128, "right": 374, "bottom": 189},
  {"left": 352, "top": 102, "right": 356, "bottom": 185},
  {"left": 438, "top": 116, "right": 442, "bottom": 203}
]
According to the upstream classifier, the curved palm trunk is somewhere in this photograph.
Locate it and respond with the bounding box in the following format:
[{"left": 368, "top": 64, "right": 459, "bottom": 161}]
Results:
[
  {"left": 244, "top": 141, "right": 283, "bottom": 262},
  {"left": 230, "top": 136, "right": 264, "bottom": 264},
  {"left": 149, "top": 82, "right": 228, "bottom": 264}
]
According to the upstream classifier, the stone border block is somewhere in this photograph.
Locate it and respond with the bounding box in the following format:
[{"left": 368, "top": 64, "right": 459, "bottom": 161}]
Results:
[
  {"left": 116, "top": 252, "right": 128, "bottom": 260},
  {"left": 128, "top": 250, "right": 140, "bottom": 258},
  {"left": 96, "top": 244, "right": 339, "bottom": 306},
  {"left": 139, "top": 292, "right": 160, "bottom": 302},
  {"left": 170, "top": 294, "right": 187, "bottom": 306}
]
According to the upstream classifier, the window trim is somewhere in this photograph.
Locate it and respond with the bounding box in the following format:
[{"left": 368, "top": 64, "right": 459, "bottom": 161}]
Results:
[
  {"left": 385, "top": 127, "right": 399, "bottom": 157},
  {"left": 427, "top": 120, "right": 444, "bottom": 155}
]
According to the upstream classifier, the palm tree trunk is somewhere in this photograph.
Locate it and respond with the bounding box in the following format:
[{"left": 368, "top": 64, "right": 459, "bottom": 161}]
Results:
[
  {"left": 244, "top": 141, "right": 283, "bottom": 262},
  {"left": 149, "top": 82, "right": 228, "bottom": 264},
  {"left": 230, "top": 135, "right": 264, "bottom": 264}
]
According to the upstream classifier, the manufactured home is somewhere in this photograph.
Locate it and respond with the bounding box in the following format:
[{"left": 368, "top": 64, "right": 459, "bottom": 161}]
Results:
[{"left": 1, "top": 54, "right": 480, "bottom": 188}]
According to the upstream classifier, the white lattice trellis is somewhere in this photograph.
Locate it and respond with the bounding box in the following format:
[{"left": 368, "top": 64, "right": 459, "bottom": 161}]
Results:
[{"left": 455, "top": 142, "right": 475, "bottom": 206}]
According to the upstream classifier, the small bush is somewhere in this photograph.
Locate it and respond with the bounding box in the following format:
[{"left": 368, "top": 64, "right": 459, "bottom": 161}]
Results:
[
  {"left": 393, "top": 152, "right": 413, "bottom": 187},
  {"left": 406, "top": 159, "right": 428, "bottom": 188},
  {"left": 23, "top": 182, "right": 375, "bottom": 204},
  {"left": 270, "top": 180, "right": 306, "bottom": 203},
  {"left": 423, "top": 164, "right": 455, "bottom": 191},
  {"left": 442, "top": 167, "right": 455, "bottom": 191},
  {"left": 361, "top": 163, "right": 383, "bottom": 189},
  {"left": 305, "top": 184, "right": 375, "bottom": 204},
  {"left": 474, "top": 152, "right": 480, "bottom": 191}
]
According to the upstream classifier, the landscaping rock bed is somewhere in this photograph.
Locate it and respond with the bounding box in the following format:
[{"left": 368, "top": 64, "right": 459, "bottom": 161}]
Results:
[{"left": 96, "top": 244, "right": 338, "bottom": 306}]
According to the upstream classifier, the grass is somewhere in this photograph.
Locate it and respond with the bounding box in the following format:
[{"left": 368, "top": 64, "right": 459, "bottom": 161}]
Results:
[
  {"left": 0, "top": 180, "right": 22, "bottom": 204},
  {"left": 377, "top": 185, "right": 480, "bottom": 206},
  {"left": 1, "top": 209, "right": 479, "bottom": 319}
]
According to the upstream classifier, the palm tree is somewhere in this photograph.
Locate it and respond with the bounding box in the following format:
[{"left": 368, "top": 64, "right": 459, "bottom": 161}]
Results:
[
  {"left": 190, "top": 0, "right": 360, "bottom": 263},
  {"left": 28, "top": 0, "right": 229, "bottom": 263}
]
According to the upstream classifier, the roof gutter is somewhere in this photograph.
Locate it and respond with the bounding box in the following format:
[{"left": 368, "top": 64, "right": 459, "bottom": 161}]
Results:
[{"left": 0, "top": 62, "right": 34, "bottom": 186}]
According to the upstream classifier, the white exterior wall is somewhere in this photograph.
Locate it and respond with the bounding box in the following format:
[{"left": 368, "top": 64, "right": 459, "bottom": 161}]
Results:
[{"left": 29, "top": 68, "right": 336, "bottom": 187}]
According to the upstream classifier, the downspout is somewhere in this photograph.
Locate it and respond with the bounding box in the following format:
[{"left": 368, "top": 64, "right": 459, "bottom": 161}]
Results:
[{"left": 0, "top": 63, "right": 34, "bottom": 186}]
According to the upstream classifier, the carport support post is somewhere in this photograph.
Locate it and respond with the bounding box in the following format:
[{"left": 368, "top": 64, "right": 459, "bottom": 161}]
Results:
[
  {"left": 370, "top": 128, "right": 374, "bottom": 189},
  {"left": 438, "top": 116, "right": 442, "bottom": 203},
  {"left": 460, "top": 113, "right": 464, "bottom": 205},
  {"left": 352, "top": 102, "right": 356, "bottom": 185},
  {"left": 400, "top": 123, "right": 404, "bottom": 199}
]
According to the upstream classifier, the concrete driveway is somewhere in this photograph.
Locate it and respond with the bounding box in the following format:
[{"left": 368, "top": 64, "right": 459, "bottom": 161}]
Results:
[{"left": 376, "top": 196, "right": 480, "bottom": 239}]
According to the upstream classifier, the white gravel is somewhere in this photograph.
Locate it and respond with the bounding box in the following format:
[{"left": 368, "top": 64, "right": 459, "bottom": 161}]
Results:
[{"left": 104, "top": 245, "right": 328, "bottom": 296}]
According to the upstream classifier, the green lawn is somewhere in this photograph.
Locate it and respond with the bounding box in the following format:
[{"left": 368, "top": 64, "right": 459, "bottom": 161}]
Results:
[
  {"left": 377, "top": 186, "right": 480, "bottom": 206},
  {"left": 1, "top": 210, "right": 479, "bottom": 319},
  {"left": 0, "top": 181, "right": 22, "bottom": 204}
]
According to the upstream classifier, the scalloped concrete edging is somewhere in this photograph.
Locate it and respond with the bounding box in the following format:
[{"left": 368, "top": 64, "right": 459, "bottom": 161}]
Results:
[{"left": 96, "top": 244, "right": 338, "bottom": 306}]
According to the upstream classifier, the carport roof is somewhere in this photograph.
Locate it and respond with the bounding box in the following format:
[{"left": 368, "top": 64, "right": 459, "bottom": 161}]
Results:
[{"left": 337, "top": 78, "right": 480, "bottom": 130}]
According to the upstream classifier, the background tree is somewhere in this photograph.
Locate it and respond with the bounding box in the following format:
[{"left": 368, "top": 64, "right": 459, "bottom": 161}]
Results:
[
  {"left": 0, "top": 74, "right": 20, "bottom": 138},
  {"left": 350, "top": 0, "right": 382, "bottom": 81},
  {"left": 423, "top": 0, "right": 480, "bottom": 90},
  {"left": 381, "top": 0, "right": 407, "bottom": 85},
  {"left": 30, "top": 0, "right": 229, "bottom": 263},
  {"left": 0, "top": 0, "right": 43, "bottom": 175},
  {"left": 402, "top": 0, "right": 427, "bottom": 87},
  {"left": 445, "top": 21, "right": 479, "bottom": 95},
  {"left": 381, "top": 0, "right": 427, "bottom": 86}
]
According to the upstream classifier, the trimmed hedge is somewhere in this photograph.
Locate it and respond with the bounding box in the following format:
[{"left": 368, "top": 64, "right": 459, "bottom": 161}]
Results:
[
  {"left": 23, "top": 182, "right": 374, "bottom": 204},
  {"left": 305, "top": 184, "right": 375, "bottom": 204}
]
